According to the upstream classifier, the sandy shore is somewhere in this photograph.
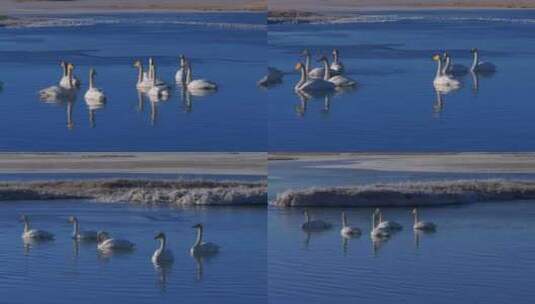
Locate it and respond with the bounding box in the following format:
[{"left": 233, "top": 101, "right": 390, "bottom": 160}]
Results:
[
  {"left": 0, "top": 152, "right": 266, "bottom": 176},
  {"left": 1, "top": 0, "right": 266, "bottom": 14},
  {"left": 270, "top": 153, "right": 535, "bottom": 174}
]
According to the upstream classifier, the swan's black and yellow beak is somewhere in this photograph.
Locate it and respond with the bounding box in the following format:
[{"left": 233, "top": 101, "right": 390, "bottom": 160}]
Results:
[
  {"left": 294, "top": 63, "right": 302, "bottom": 70},
  {"left": 432, "top": 54, "right": 441, "bottom": 61}
]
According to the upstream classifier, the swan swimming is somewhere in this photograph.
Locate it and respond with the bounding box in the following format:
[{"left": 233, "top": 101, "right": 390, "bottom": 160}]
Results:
[
  {"left": 152, "top": 232, "right": 174, "bottom": 265},
  {"left": 184, "top": 60, "right": 218, "bottom": 91},
  {"left": 318, "top": 56, "right": 356, "bottom": 87},
  {"left": 69, "top": 216, "right": 98, "bottom": 240},
  {"left": 301, "top": 209, "right": 332, "bottom": 231},
  {"left": 84, "top": 68, "right": 107, "bottom": 103},
  {"left": 470, "top": 48, "right": 496, "bottom": 74},
  {"left": 294, "top": 62, "right": 335, "bottom": 93},
  {"left": 147, "top": 62, "right": 170, "bottom": 100},
  {"left": 330, "top": 49, "right": 344, "bottom": 75},
  {"left": 97, "top": 231, "right": 135, "bottom": 251},
  {"left": 370, "top": 211, "right": 389, "bottom": 238},
  {"left": 39, "top": 63, "right": 76, "bottom": 102},
  {"left": 374, "top": 208, "right": 403, "bottom": 231},
  {"left": 340, "top": 212, "right": 361, "bottom": 237},
  {"left": 257, "top": 67, "right": 283, "bottom": 87},
  {"left": 133, "top": 60, "right": 153, "bottom": 90},
  {"left": 20, "top": 215, "right": 55, "bottom": 240},
  {"left": 59, "top": 61, "right": 80, "bottom": 89},
  {"left": 412, "top": 208, "right": 437, "bottom": 232},
  {"left": 432, "top": 54, "right": 460, "bottom": 92},
  {"left": 442, "top": 51, "right": 468, "bottom": 77},
  {"left": 190, "top": 223, "right": 220, "bottom": 256},
  {"left": 302, "top": 49, "right": 325, "bottom": 79}
]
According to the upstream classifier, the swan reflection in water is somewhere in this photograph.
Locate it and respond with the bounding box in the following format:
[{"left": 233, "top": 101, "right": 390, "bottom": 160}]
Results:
[
  {"left": 39, "top": 92, "right": 77, "bottom": 130},
  {"left": 85, "top": 97, "right": 106, "bottom": 128},
  {"left": 154, "top": 263, "right": 173, "bottom": 292},
  {"left": 180, "top": 87, "right": 216, "bottom": 113}
]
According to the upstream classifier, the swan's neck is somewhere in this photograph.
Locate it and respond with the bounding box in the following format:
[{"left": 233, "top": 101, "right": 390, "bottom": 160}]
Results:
[
  {"left": 158, "top": 236, "right": 166, "bottom": 252},
  {"left": 137, "top": 65, "right": 144, "bottom": 84},
  {"left": 342, "top": 213, "right": 348, "bottom": 228},
  {"left": 68, "top": 68, "right": 74, "bottom": 88},
  {"left": 413, "top": 210, "right": 419, "bottom": 224},
  {"left": 371, "top": 213, "right": 376, "bottom": 229},
  {"left": 443, "top": 56, "right": 451, "bottom": 74},
  {"left": 23, "top": 220, "right": 30, "bottom": 233},
  {"left": 151, "top": 65, "right": 157, "bottom": 86},
  {"left": 304, "top": 54, "right": 311, "bottom": 74},
  {"left": 471, "top": 51, "right": 479, "bottom": 70},
  {"left": 194, "top": 227, "right": 203, "bottom": 247},
  {"left": 379, "top": 212, "right": 384, "bottom": 223},
  {"left": 296, "top": 66, "right": 307, "bottom": 89},
  {"left": 322, "top": 60, "right": 331, "bottom": 80},
  {"left": 333, "top": 52, "right": 339, "bottom": 64},
  {"left": 435, "top": 59, "right": 443, "bottom": 78},
  {"left": 186, "top": 64, "right": 192, "bottom": 84},
  {"left": 89, "top": 72, "right": 95, "bottom": 89},
  {"left": 72, "top": 219, "right": 79, "bottom": 237},
  {"left": 62, "top": 64, "right": 68, "bottom": 77},
  {"left": 304, "top": 211, "right": 310, "bottom": 223},
  {"left": 149, "top": 61, "right": 155, "bottom": 80}
]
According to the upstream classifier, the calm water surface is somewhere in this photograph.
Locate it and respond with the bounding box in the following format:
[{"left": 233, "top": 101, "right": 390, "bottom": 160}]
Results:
[
  {"left": 0, "top": 13, "right": 266, "bottom": 151},
  {"left": 268, "top": 10, "right": 535, "bottom": 151},
  {"left": 0, "top": 200, "right": 266, "bottom": 304}
]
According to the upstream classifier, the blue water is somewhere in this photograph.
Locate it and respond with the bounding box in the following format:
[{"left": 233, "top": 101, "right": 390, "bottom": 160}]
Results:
[
  {"left": 268, "top": 10, "right": 535, "bottom": 151},
  {"left": 0, "top": 13, "right": 267, "bottom": 151},
  {"left": 268, "top": 158, "right": 535, "bottom": 303},
  {"left": 0, "top": 201, "right": 267, "bottom": 304}
]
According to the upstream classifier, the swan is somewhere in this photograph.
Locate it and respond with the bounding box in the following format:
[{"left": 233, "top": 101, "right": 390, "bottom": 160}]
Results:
[
  {"left": 190, "top": 223, "right": 220, "bottom": 256},
  {"left": 175, "top": 55, "right": 187, "bottom": 84},
  {"left": 432, "top": 54, "right": 460, "bottom": 92},
  {"left": 39, "top": 63, "right": 76, "bottom": 102},
  {"left": 370, "top": 211, "right": 389, "bottom": 238},
  {"left": 301, "top": 209, "right": 332, "bottom": 231},
  {"left": 59, "top": 62, "right": 80, "bottom": 89},
  {"left": 20, "top": 215, "right": 54, "bottom": 240},
  {"left": 470, "top": 48, "right": 496, "bottom": 74},
  {"left": 257, "top": 67, "right": 283, "bottom": 87},
  {"left": 147, "top": 63, "right": 170, "bottom": 100},
  {"left": 442, "top": 52, "right": 469, "bottom": 76},
  {"left": 147, "top": 57, "right": 166, "bottom": 86},
  {"left": 330, "top": 49, "right": 344, "bottom": 75},
  {"left": 152, "top": 232, "right": 174, "bottom": 265},
  {"left": 68, "top": 216, "right": 97, "bottom": 240},
  {"left": 184, "top": 60, "right": 218, "bottom": 91},
  {"left": 412, "top": 208, "right": 436, "bottom": 232},
  {"left": 374, "top": 208, "right": 402, "bottom": 231},
  {"left": 294, "top": 62, "right": 335, "bottom": 93},
  {"left": 319, "top": 56, "right": 356, "bottom": 87},
  {"left": 302, "top": 49, "right": 325, "bottom": 79},
  {"left": 340, "top": 212, "right": 361, "bottom": 237},
  {"left": 133, "top": 60, "right": 153, "bottom": 90},
  {"left": 84, "top": 68, "right": 106, "bottom": 103},
  {"left": 97, "top": 231, "right": 135, "bottom": 251}
]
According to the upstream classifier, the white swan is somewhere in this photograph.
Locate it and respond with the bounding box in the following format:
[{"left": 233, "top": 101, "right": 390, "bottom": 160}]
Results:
[
  {"left": 257, "top": 67, "right": 283, "bottom": 87},
  {"left": 302, "top": 49, "right": 325, "bottom": 79},
  {"left": 319, "top": 56, "right": 356, "bottom": 87},
  {"left": 59, "top": 61, "right": 81, "bottom": 89},
  {"left": 470, "top": 48, "right": 496, "bottom": 74},
  {"left": 432, "top": 54, "right": 460, "bottom": 92},
  {"left": 97, "top": 231, "right": 135, "bottom": 251},
  {"left": 330, "top": 49, "right": 344, "bottom": 75},
  {"left": 20, "top": 215, "right": 54, "bottom": 240},
  {"left": 340, "top": 212, "right": 361, "bottom": 237},
  {"left": 301, "top": 209, "right": 332, "bottom": 231},
  {"left": 374, "top": 208, "right": 403, "bottom": 231},
  {"left": 39, "top": 63, "right": 76, "bottom": 102},
  {"left": 184, "top": 60, "right": 218, "bottom": 91},
  {"left": 84, "top": 68, "right": 106, "bottom": 103},
  {"left": 294, "top": 62, "right": 335, "bottom": 93},
  {"left": 412, "top": 208, "right": 436, "bottom": 232},
  {"left": 133, "top": 60, "right": 153, "bottom": 90},
  {"left": 175, "top": 55, "right": 187, "bottom": 84},
  {"left": 147, "top": 63, "right": 170, "bottom": 100},
  {"left": 152, "top": 232, "right": 174, "bottom": 265},
  {"left": 190, "top": 223, "right": 220, "bottom": 256},
  {"left": 147, "top": 57, "right": 166, "bottom": 87},
  {"left": 370, "top": 211, "right": 389, "bottom": 238},
  {"left": 442, "top": 51, "right": 468, "bottom": 76},
  {"left": 68, "top": 216, "right": 98, "bottom": 240}
]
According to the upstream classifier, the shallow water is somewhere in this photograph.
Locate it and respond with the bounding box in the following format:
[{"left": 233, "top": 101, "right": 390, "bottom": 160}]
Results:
[
  {"left": 268, "top": 10, "right": 535, "bottom": 151},
  {"left": 0, "top": 200, "right": 266, "bottom": 304},
  {"left": 268, "top": 202, "right": 535, "bottom": 304},
  {"left": 0, "top": 13, "right": 267, "bottom": 151}
]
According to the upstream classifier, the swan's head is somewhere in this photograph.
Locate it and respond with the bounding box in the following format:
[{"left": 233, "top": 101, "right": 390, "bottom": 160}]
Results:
[
  {"left": 332, "top": 49, "right": 339, "bottom": 56},
  {"left": 374, "top": 208, "right": 381, "bottom": 215},
  {"left": 470, "top": 48, "right": 478, "bottom": 53},
  {"left": 443, "top": 51, "right": 449, "bottom": 58},
  {"left": 89, "top": 68, "right": 96, "bottom": 77},
  {"left": 149, "top": 57, "right": 154, "bottom": 65},
  {"left": 133, "top": 60, "right": 142, "bottom": 68},
  {"left": 303, "top": 209, "right": 309, "bottom": 216},
  {"left": 294, "top": 62, "right": 304, "bottom": 71},
  {"left": 67, "top": 63, "right": 75, "bottom": 71},
  {"left": 179, "top": 55, "right": 186, "bottom": 65},
  {"left": 154, "top": 232, "right": 166, "bottom": 240},
  {"left": 97, "top": 231, "right": 110, "bottom": 243},
  {"left": 301, "top": 49, "right": 310, "bottom": 57},
  {"left": 68, "top": 216, "right": 77, "bottom": 223},
  {"left": 411, "top": 208, "right": 417, "bottom": 214},
  {"left": 60, "top": 61, "right": 67, "bottom": 68},
  {"left": 432, "top": 54, "right": 441, "bottom": 61},
  {"left": 20, "top": 215, "right": 28, "bottom": 222}
]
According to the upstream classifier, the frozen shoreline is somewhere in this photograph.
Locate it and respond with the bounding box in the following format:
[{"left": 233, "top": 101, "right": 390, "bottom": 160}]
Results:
[
  {"left": 0, "top": 179, "right": 267, "bottom": 206},
  {"left": 272, "top": 179, "right": 535, "bottom": 207}
]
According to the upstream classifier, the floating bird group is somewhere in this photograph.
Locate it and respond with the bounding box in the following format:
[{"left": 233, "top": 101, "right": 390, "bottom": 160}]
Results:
[
  {"left": 301, "top": 208, "right": 437, "bottom": 240},
  {"left": 20, "top": 215, "right": 220, "bottom": 266}
]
